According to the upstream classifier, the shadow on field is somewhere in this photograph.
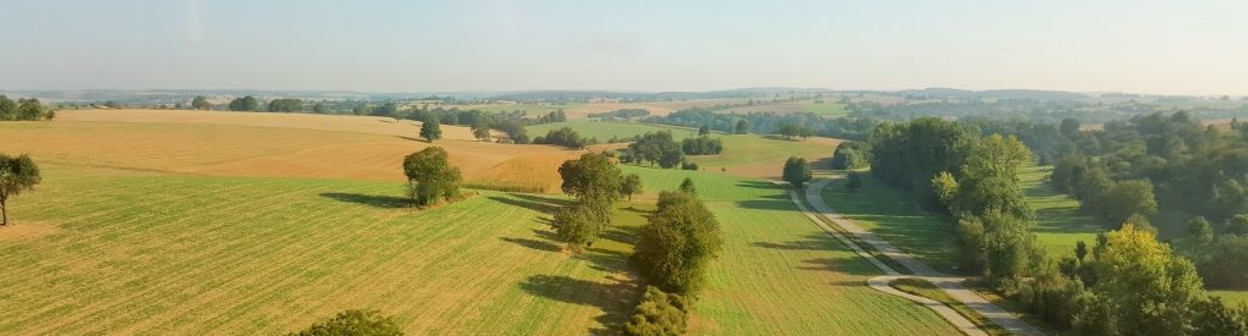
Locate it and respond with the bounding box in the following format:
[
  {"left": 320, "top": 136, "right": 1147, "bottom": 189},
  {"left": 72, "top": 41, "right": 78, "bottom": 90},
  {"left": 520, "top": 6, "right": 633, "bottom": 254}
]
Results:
[
  {"left": 735, "top": 180, "right": 779, "bottom": 190},
  {"left": 751, "top": 233, "right": 843, "bottom": 251},
  {"left": 487, "top": 193, "right": 576, "bottom": 215},
  {"left": 319, "top": 192, "right": 409, "bottom": 209},
  {"left": 499, "top": 237, "right": 562, "bottom": 253},
  {"left": 598, "top": 226, "right": 639, "bottom": 246},
  {"left": 799, "top": 256, "right": 884, "bottom": 276},
  {"left": 519, "top": 273, "right": 639, "bottom": 335},
  {"left": 735, "top": 193, "right": 795, "bottom": 211}
]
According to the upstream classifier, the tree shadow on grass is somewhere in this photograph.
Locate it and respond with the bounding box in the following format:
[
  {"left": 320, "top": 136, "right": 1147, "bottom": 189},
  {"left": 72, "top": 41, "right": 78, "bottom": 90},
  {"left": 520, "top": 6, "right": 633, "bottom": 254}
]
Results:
[
  {"left": 499, "top": 237, "right": 562, "bottom": 253},
  {"left": 488, "top": 196, "right": 564, "bottom": 215},
  {"left": 735, "top": 193, "right": 797, "bottom": 211},
  {"left": 735, "top": 180, "right": 780, "bottom": 190},
  {"left": 319, "top": 192, "right": 410, "bottom": 209},
  {"left": 519, "top": 273, "right": 640, "bottom": 335}
]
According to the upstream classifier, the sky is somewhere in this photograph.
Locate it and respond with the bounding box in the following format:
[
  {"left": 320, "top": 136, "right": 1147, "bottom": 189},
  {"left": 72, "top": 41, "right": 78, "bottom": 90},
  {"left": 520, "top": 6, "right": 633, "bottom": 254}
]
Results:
[{"left": 2, "top": 0, "right": 1246, "bottom": 95}]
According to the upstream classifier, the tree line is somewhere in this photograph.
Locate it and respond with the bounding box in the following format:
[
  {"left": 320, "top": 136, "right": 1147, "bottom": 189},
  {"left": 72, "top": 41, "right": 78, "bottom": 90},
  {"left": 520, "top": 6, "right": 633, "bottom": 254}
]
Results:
[
  {"left": 867, "top": 116, "right": 1248, "bottom": 335},
  {"left": 0, "top": 96, "right": 54, "bottom": 121},
  {"left": 617, "top": 131, "right": 719, "bottom": 170},
  {"left": 648, "top": 107, "right": 879, "bottom": 141}
]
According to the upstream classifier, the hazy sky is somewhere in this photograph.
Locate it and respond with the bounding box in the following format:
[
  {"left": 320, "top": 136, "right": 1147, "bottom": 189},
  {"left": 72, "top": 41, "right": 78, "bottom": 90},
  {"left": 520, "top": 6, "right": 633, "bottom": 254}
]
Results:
[{"left": 2, "top": 0, "right": 1246, "bottom": 94}]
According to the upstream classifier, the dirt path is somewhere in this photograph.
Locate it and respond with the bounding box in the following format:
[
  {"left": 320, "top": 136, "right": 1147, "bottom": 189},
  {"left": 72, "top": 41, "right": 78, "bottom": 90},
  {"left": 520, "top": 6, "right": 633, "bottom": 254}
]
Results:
[{"left": 803, "top": 179, "right": 1044, "bottom": 336}]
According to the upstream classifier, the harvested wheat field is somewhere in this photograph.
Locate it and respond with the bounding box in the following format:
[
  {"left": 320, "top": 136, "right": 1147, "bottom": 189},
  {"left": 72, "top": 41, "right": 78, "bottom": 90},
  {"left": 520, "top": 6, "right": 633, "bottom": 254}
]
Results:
[
  {"left": 0, "top": 118, "right": 582, "bottom": 192},
  {"left": 56, "top": 109, "right": 486, "bottom": 141},
  {"left": 0, "top": 165, "right": 640, "bottom": 335}
]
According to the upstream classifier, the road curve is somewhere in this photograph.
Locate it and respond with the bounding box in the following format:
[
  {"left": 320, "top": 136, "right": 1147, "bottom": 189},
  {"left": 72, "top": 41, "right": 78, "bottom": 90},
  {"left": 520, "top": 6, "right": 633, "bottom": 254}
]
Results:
[{"left": 804, "top": 178, "right": 1044, "bottom": 336}]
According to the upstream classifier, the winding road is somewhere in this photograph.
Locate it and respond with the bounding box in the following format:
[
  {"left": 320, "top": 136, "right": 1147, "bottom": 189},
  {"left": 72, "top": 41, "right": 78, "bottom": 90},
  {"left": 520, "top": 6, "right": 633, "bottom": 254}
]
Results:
[{"left": 780, "top": 179, "right": 1044, "bottom": 336}]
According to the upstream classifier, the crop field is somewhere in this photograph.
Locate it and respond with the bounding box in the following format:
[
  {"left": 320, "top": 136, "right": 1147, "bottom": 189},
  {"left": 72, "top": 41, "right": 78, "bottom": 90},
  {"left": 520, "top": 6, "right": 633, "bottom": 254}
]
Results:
[
  {"left": 0, "top": 165, "right": 640, "bottom": 335},
  {"left": 1, "top": 113, "right": 962, "bottom": 335},
  {"left": 57, "top": 109, "right": 485, "bottom": 141},
  {"left": 817, "top": 172, "right": 958, "bottom": 272},
  {"left": 0, "top": 117, "right": 582, "bottom": 193},
  {"left": 619, "top": 166, "right": 960, "bottom": 335}
]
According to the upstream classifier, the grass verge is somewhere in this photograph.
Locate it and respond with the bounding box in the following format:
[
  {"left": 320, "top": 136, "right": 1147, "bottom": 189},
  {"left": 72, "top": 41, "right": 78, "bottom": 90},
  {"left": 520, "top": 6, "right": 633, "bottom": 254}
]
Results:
[{"left": 890, "top": 278, "right": 1011, "bottom": 336}]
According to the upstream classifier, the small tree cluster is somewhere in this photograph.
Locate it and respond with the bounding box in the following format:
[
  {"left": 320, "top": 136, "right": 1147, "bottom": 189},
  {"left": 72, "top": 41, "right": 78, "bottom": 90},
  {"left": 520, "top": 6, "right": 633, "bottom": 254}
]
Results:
[
  {"left": 401, "top": 147, "right": 462, "bottom": 207},
  {"left": 0, "top": 96, "right": 54, "bottom": 121},
  {"left": 268, "top": 98, "right": 304, "bottom": 112},
  {"left": 782, "top": 157, "right": 812, "bottom": 189},
  {"left": 621, "top": 131, "right": 684, "bottom": 169},
  {"left": 191, "top": 96, "right": 212, "bottom": 110},
  {"left": 777, "top": 123, "right": 813, "bottom": 140},
  {"left": 534, "top": 127, "right": 595, "bottom": 149},
  {"left": 680, "top": 136, "right": 722, "bottom": 155},
  {"left": 829, "top": 142, "right": 870, "bottom": 170},
  {"left": 227, "top": 96, "right": 260, "bottom": 111},
  {"left": 286, "top": 309, "right": 404, "bottom": 336}
]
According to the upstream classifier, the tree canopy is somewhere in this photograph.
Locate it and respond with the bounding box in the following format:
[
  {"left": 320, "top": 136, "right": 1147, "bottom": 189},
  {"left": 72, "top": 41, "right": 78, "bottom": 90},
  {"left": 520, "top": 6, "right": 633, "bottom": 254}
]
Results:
[
  {"left": 286, "top": 309, "right": 404, "bottom": 336},
  {"left": 782, "top": 157, "right": 812, "bottom": 189},
  {"left": 0, "top": 154, "right": 41, "bottom": 226},
  {"left": 401, "top": 147, "right": 461, "bottom": 207}
]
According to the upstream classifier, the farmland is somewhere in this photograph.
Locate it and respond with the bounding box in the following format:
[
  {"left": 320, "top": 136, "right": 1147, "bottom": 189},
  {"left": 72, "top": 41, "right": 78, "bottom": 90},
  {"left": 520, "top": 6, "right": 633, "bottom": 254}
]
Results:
[
  {"left": 530, "top": 120, "right": 841, "bottom": 180},
  {"left": 0, "top": 165, "right": 637, "bottom": 335},
  {"left": 0, "top": 112, "right": 963, "bottom": 335},
  {"left": 619, "top": 166, "right": 959, "bottom": 335}
]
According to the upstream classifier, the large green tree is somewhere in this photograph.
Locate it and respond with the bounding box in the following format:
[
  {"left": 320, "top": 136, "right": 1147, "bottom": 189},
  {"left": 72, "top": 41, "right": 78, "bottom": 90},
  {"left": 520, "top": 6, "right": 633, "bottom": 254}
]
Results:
[
  {"left": 632, "top": 191, "right": 723, "bottom": 294},
  {"left": 191, "top": 96, "right": 211, "bottom": 110},
  {"left": 1085, "top": 224, "right": 1206, "bottom": 336},
  {"left": 401, "top": 147, "right": 461, "bottom": 207},
  {"left": 782, "top": 156, "right": 812, "bottom": 189},
  {"left": 420, "top": 117, "right": 443, "bottom": 143},
  {"left": 0, "top": 95, "right": 16, "bottom": 120},
  {"left": 228, "top": 96, "right": 259, "bottom": 111},
  {"left": 0, "top": 154, "right": 42, "bottom": 226},
  {"left": 620, "top": 174, "right": 643, "bottom": 201},
  {"left": 558, "top": 153, "right": 622, "bottom": 213}
]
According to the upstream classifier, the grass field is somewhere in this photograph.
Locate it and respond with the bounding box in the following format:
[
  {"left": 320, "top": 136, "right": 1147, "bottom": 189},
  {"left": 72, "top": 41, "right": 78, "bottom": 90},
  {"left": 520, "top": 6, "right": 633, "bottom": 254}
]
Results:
[
  {"left": 0, "top": 165, "right": 639, "bottom": 335},
  {"left": 619, "top": 166, "right": 960, "bottom": 335},
  {"left": 1020, "top": 166, "right": 1102, "bottom": 257},
  {"left": 528, "top": 121, "right": 702, "bottom": 142},
  {"left": 529, "top": 120, "right": 841, "bottom": 180},
  {"left": 818, "top": 172, "right": 958, "bottom": 272},
  {"left": 891, "top": 278, "right": 1009, "bottom": 336}
]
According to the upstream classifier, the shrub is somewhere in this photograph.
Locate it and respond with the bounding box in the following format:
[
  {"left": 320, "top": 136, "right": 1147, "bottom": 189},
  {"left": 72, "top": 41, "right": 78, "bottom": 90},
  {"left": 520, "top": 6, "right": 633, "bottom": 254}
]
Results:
[
  {"left": 624, "top": 286, "right": 688, "bottom": 336},
  {"left": 287, "top": 309, "right": 403, "bottom": 336}
]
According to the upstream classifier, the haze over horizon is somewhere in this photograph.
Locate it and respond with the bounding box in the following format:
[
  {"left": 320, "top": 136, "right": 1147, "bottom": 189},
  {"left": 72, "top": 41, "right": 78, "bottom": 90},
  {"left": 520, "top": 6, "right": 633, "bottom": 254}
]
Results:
[{"left": 4, "top": 0, "right": 1246, "bottom": 95}]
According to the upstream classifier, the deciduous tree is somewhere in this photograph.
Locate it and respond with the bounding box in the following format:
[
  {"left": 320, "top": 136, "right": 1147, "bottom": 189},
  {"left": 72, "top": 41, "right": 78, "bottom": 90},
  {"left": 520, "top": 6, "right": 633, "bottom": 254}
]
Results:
[{"left": 0, "top": 154, "right": 41, "bottom": 226}]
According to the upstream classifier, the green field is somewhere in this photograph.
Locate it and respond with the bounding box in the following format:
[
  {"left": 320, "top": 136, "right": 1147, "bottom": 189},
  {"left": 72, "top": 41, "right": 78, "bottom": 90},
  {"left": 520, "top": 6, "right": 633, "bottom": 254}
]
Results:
[
  {"left": 0, "top": 165, "right": 638, "bottom": 335},
  {"left": 817, "top": 172, "right": 958, "bottom": 272},
  {"left": 1020, "top": 166, "right": 1102, "bottom": 257},
  {"left": 801, "top": 102, "right": 849, "bottom": 116},
  {"left": 528, "top": 120, "right": 702, "bottom": 142},
  {"left": 620, "top": 166, "right": 960, "bottom": 335}
]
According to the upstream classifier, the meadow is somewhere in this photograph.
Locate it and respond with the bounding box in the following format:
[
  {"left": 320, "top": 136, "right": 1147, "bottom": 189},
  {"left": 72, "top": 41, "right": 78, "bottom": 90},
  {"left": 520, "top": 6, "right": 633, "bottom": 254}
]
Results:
[
  {"left": 619, "top": 166, "right": 959, "bottom": 335},
  {"left": 817, "top": 171, "right": 958, "bottom": 272},
  {"left": 1019, "top": 166, "right": 1101, "bottom": 257},
  {"left": 0, "top": 111, "right": 965, "bottom": 335}
]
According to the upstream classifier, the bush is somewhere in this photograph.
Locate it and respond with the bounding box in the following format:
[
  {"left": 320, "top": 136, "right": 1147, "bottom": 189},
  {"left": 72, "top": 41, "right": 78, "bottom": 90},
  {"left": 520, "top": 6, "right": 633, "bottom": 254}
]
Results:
[
  {"left": 680, "top": 161, "right": 699, "bottom": 171},
  {"left": 830, "top": 142, "right": 870, "bottom": 170},
  {"left": 624, "top": 286, "right": 688, "bottom": 336},
  {"left": 287, "top": 309, "right": 403, "bottom": 336}
]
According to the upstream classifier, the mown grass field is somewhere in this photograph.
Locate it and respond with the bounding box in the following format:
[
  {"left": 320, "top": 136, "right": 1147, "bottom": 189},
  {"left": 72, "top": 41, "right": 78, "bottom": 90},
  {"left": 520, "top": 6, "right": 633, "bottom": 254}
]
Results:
[
  {"left": 817, "top": 172, "right": 958, "bottom": 272},
  {"left": 0, "top": 165, "right": 638, "bottom": 335},
  {"left": 1019, "top": 166, "right": 1101, "bottom": 257},
  {"left": 619, "top": 166, "right": 960, "bottom": 335}
]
